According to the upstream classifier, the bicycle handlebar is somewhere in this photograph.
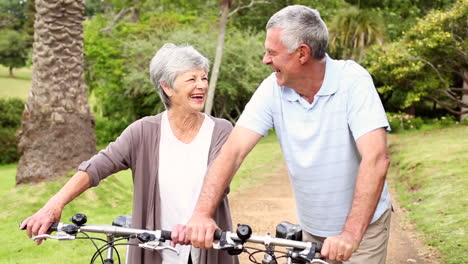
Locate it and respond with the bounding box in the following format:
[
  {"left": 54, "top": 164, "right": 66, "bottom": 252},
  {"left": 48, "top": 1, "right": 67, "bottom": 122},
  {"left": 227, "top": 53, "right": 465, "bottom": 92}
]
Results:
[
  {"left": 21, "top": 217, "right": 325, "bottom": 263},
  {"left": 214, "top": 229, "right": 322, "bottom": 252}
]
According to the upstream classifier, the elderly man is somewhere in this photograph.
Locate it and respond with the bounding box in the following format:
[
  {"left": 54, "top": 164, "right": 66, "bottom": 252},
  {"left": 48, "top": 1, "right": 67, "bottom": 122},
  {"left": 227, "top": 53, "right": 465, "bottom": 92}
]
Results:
[{"left": 183, "top": 5, "right": 392, "bottom": 264}]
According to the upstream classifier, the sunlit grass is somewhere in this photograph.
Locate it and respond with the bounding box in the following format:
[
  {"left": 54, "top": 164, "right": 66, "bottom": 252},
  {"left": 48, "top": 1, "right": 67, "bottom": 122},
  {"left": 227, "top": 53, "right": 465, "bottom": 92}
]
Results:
[
  {"left": 388, "top": 124, "right": 468, "bottom": 264},
  {"left": 0, "top": 66, "right": 31, "bottom": 99}
]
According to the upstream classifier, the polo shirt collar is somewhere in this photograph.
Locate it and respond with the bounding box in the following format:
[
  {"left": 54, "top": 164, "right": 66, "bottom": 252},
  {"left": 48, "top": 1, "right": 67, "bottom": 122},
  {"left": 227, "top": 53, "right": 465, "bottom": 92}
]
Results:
[
  {"left": 283, "top": 54, "right": 337, "bottom": 102},
  {"left": 316, "top": 54, "right": 337, "bottom": 96}
]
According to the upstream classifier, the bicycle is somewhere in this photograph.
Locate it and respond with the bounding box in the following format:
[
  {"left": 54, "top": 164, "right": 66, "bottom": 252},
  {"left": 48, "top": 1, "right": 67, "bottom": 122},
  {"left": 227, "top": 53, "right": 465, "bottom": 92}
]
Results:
[{"left": 21, "top": 213, "right": 328, "bottom": 264}]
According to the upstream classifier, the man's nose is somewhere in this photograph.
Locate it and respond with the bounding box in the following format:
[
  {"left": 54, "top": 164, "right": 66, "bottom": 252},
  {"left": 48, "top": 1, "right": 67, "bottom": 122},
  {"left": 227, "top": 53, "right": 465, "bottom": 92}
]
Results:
[{"left": 263, "top": 52, "right": 271, "bottom": 65}]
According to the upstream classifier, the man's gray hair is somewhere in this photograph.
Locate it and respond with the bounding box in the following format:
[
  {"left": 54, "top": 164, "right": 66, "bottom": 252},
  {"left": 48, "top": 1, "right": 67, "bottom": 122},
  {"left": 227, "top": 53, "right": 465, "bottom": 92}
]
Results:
[
  {"left": 149, "top": 43, "right": 210, "bottom": 109},
  {"left": 266, "top": 5, "right": 328, "bottom": 59}
]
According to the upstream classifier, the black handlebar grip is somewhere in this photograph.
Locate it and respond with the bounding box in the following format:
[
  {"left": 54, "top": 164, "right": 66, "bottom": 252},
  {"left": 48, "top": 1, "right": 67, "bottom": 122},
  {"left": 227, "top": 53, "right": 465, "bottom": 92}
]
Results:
[
  {"left": 48, "top": 222, "right": 59, "bottom": 232},
  {"left": 19, "top": 221, "right": 59, "bottom": 232},
  {"left": 161, "top": 230, "right": 172, "bottom": 240},
  {"left": 314, "top": 241, "right": 323, "bottom": 252},
  {"left": 214, "top": 229, "right": 223, "bottom": 240}
]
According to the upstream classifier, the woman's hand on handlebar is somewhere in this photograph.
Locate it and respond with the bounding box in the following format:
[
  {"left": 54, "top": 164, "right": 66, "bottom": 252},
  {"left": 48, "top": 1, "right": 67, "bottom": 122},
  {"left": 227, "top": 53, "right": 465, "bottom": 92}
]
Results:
[{"left": 20, "top": 202, "right": 63, "bottom": 245}]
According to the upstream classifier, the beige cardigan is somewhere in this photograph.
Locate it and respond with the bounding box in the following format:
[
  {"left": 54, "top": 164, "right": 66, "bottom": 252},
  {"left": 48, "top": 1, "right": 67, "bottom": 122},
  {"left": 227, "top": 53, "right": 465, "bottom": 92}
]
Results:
[{"left": 79, "top": 113, "right": 238, "bottom": 264}]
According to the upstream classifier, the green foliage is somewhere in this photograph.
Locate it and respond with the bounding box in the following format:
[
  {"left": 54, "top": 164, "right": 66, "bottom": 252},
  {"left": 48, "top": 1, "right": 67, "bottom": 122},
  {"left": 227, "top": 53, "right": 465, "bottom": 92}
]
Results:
[
  {"left": 387, "top": 111, "right": 460, "bottom": 133},
  {"left": 388, "top": 125, "right": 468, "bottom": 264},
  {"left": 0, "top": 97, "right": 24, "bottom": 165},
  {"left": 0, "top": 128, "right": 19, "bottom": 164},
  {"left": 345, "top": 0, "right": 457, "bottom": 40},
  {"left": 0, "top": 0, "right": 27, "bottom": 30},
  {"left": 328, "top": 6, "right": 385, "bottom": 61},
  {"left": 230, "top": 0, "right": 348, "bottom": 32},
  {"left": 84, "top": 10, "right": 270, "bottom": 143},
  {"left": 0, "top": 29, "right": 29, "bottom": 75},
  {"left": 363, "top": 0, "right": 467, "bottom": 117},
  {"left": 94, "top": 117, "right": 129, "bottom": 146},
  {"left": 212, "top": 29, "right": 271, "bottom": 121},
  {"left": 387, "top": 112, "right": 423, "bottom": 133},
  {"left": 0, "top": 97, "right": 24, "bottom": 128}
]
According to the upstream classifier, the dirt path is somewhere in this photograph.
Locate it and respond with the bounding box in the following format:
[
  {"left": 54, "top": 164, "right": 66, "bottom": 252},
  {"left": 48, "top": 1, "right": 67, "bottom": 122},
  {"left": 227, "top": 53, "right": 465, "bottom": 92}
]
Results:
[{"left": 229, "top": 164, "right": 441, "bottom": 264}]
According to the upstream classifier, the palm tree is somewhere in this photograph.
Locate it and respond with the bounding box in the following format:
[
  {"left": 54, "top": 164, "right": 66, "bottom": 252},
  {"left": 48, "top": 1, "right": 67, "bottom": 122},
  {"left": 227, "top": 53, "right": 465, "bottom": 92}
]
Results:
[
  {"left": 329, "top": 6, "right": 385, "bottom": 62},
  {"left": 16, "top": 0, "right": 96, "bottom": 184}
]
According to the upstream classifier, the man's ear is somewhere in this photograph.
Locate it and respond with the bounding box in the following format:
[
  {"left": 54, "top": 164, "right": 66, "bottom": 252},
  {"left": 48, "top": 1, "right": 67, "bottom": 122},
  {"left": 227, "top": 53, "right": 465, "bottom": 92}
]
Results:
[
  {"left": 297, "top": 44, "right": 311, "bottom": 64},
  {"left": 160, "top": 81, "right": 173, "bottom": 97}
]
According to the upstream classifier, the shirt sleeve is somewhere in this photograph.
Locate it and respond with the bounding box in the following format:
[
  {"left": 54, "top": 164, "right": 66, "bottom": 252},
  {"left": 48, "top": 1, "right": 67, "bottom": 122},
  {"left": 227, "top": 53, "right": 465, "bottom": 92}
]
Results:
[
  {"left": 347, "top": 74, "right": 391, "bottom": 140},
  {"left": 236, "top": 75, "right": 276, "bottom": 136},
  {"left": 78, "top": 121, "right": 138, "bottom": 187}
]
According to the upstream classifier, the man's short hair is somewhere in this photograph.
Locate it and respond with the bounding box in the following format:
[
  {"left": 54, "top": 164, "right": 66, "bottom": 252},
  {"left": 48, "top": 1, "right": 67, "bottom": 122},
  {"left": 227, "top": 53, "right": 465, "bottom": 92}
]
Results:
[{"left": 267, "top": 5, "right": 328, "bottom": 59}]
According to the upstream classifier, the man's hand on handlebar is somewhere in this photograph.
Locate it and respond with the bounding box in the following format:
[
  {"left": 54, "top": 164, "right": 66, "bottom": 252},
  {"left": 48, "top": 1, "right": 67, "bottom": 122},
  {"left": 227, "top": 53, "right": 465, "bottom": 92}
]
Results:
[
  {"left": 19, "top": 203, "right": 63, "bottom": 245},
  {"left": 170, "top": 224, "right": 190, "bottom": 247},
  {"left": 185, "top": 213, "right": 218, "bottom": 249},
  {"left": 321, "top": 231, "right": 359, "bottom": 261}
]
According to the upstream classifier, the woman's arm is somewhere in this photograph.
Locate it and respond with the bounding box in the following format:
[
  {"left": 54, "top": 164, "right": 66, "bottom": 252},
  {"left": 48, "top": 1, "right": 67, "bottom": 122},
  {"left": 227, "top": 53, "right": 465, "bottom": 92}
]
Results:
[{"left": 20, "top": 170, "right": 91, "bottom": 245}]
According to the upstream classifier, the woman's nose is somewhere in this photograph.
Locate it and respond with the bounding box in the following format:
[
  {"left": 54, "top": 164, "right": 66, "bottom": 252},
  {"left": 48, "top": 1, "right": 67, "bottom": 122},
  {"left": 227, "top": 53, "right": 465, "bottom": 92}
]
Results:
[{"left": 197, "top": 79, "right": 208, "bottom": 89}]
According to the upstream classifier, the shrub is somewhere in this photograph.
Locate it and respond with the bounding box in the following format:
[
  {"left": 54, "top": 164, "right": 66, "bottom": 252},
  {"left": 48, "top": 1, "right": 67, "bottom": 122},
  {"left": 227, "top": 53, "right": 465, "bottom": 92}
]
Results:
[
  {"left": 0, "top": 97, "right": 24, "bottom": 128},
  {"left": 0, "top": 128, "right": 19, "bottom": 164},
  {"left": 387, "top": 112, "right": 423, "bottom": 133},
  {"left": 0, "top": 98, "right": 23, "bottom": 164},
  {"left": 95, "top": 117, "right": 128, "bottom": 146}
]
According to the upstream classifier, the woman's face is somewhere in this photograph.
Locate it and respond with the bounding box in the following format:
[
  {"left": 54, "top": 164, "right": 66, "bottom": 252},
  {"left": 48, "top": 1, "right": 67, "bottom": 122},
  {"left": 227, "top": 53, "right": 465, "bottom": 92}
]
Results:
[{"left": 169, "top": 69, "right": 209, "bottom": 113}]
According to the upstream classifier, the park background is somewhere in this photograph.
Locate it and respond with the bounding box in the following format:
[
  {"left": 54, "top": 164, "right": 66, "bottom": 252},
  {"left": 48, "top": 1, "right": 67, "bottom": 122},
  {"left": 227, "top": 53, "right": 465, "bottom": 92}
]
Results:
[{"left": 0, "top": 0, "right": 466, "bottom": 263}]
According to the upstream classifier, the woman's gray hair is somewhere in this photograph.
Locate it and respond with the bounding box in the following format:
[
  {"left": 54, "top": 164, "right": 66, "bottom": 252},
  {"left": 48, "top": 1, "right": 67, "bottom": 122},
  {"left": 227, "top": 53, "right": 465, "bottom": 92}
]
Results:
[
  {"left": 266, "top": 5, "right": 328, "bottom": 59},
  {"left": 149, "top": 43, "right": 210, "bottom": 109}
]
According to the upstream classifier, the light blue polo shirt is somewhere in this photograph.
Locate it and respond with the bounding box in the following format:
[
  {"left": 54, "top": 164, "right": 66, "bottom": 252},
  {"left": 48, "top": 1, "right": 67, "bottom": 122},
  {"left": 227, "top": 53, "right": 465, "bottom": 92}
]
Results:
[{"left": 236, "top": 55, "right": 391, "bottom": 237}]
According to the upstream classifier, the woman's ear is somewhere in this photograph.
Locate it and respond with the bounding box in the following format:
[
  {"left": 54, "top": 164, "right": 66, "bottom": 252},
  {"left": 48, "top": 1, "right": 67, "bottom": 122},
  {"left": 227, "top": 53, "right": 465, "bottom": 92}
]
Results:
[
  {"left": 298, "top": 44, "right": 311, "bottom": 64},
  {"left": 160, "top": 81, "right": 173, "bottom": 97}
]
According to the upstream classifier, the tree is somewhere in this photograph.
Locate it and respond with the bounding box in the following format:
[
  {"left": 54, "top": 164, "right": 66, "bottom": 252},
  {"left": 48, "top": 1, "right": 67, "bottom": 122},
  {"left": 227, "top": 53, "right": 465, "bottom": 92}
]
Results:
[
  {"left": 0, "top": 29, "right": 28, "bottom": 77},
  {"left": 328, "top": 6, "right": 385, "bottom": 61},
  {"left": 205, "top": 0, "right": 268, "bottom": 115},
  {"left": 16, "top": 0, "right": 96, "bottom": 184},
  {"left": 364, "top": 0, "right": 467, "bottom": 121}
]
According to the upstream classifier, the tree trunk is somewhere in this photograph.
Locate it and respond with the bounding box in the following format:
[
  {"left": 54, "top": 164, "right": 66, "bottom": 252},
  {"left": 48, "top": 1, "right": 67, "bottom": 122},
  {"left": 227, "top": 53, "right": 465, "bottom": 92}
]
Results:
[
  {"left": 16, "top": 0, "right": 96, "bottom": 184},
  {"left": 204, "top": 1, "right": 230, "bottom": 116},
  {"left": 8, "top": 66, "right": 14, "bottom": 78},
  {"left": 461, "top": 71, "right": 468, "bottom": 122}
]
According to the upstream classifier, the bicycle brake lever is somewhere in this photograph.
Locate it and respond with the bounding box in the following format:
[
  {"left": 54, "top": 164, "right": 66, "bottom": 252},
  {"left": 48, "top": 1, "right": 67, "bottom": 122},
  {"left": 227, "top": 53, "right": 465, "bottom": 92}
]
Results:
[
  {"left": 33, "top": 232, "right": 76, "bottom": 241},
  {"left": 139, "top": 241, "right": 179, "bottom": 254}
]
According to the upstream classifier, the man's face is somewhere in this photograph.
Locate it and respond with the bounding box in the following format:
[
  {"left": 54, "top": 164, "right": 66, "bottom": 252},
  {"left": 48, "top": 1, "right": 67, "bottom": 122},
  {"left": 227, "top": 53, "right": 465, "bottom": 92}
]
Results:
[{"left": 263, "top": 28, "right": 300, "bottom": 88}]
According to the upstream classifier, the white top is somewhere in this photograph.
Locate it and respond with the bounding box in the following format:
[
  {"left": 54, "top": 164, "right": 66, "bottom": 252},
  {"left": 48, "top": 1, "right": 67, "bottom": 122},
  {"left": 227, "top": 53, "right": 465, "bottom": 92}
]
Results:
[
  {"left": 237, "top": 55, "right": 391, "bottom": 237},
  {"left": 158, "top": 111, "right": 214, "bottom": 264}
]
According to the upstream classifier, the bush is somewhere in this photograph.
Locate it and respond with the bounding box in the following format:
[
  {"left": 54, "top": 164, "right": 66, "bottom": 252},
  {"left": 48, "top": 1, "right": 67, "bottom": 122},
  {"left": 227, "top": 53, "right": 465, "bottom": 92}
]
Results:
[
  {"left": 95, "top": 117, "right": 128, "bottom": 146},
  {"left": 0, "top": 128, "right": 19, "bottom": 164},
  {"left": 387, "top": 112, "right": 461, "bottom": 133},
  {"left": 0, "top": 97, "right": 24, "bottom": 128},
  {"left": 387, "top": 112, "right": 423, "bottom": 133},
  {"left": 0, "top": 98, "right": 23, "bottom": 164}
]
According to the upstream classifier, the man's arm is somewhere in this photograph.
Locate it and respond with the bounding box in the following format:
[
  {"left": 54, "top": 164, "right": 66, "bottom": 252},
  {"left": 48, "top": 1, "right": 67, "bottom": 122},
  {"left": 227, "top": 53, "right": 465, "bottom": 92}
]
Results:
[
  {"left": 186, "top": 126, "right": 262, "bottom": 248},
  {"left": 20, "top": 171, "right": 91, "bottom": 245},
  {"left": 322, "top": 127, "right": 390, "bottom": 261}
]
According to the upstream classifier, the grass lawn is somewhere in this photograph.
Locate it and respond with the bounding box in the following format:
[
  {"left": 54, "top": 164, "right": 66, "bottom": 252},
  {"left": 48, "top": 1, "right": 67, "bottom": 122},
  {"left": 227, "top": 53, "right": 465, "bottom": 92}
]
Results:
[
  {"left": 0, "top": 66, "right": 32, "bottom": 99},
  {"left": 388, "top": 124, "right": 468, "bottom": 264},
  {"left": 0, "top": 132, "right": 283, "bottom": 264}
]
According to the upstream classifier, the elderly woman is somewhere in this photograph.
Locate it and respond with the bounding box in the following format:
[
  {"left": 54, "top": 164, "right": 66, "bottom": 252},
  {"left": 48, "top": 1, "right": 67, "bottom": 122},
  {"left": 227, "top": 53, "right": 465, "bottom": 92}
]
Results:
[{"left": 21, "top": 43, "right": 238, "bottom": 264}]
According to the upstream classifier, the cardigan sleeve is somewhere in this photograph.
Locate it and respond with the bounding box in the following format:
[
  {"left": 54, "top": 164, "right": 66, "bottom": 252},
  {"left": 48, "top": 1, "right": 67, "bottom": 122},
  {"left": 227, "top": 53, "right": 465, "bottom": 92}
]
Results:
[
  {"left": 78, "top": 120, "right": 140, "bottom": 187},
  {"left": 208, "top": 117, "right": 233, "bottom": 166}
]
